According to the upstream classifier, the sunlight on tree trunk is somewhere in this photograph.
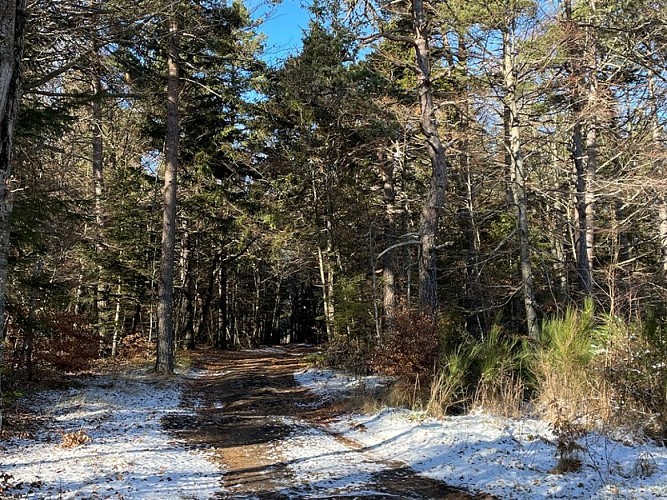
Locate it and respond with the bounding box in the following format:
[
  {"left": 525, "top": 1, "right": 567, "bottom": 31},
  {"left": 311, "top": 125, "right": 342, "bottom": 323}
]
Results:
[
  {"left": 156, "top": 15, "right": 179, "bottom": 374},
  {"left": 502, "top": 15, "right": 539, "bottom": 339}
]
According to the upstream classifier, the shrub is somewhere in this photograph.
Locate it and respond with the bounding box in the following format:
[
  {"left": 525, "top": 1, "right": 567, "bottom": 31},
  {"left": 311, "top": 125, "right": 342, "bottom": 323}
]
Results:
[
  {"left": 324, "top": 337, "right": 372, "bottom": 375},
  {"left": 119, "top": 332, "right": 155, "bottom": 361},
  {"left": 600, "top": 315, "right": 667, "bottom": 436},
  {"left": 6, "top": 310, "right": 99, "bottom": 378},
  {"left": 35, "top": 312, "right": 100, "bottom": 373},
  {"left": 371, "top": 309, "right": 439, "bottom": 380}
]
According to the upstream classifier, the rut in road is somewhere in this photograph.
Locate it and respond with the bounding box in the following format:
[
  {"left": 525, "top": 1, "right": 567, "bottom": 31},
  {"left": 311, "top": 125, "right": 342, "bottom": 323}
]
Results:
[{"left": 164, "top": 345, "right": 493, "bottom": 499}]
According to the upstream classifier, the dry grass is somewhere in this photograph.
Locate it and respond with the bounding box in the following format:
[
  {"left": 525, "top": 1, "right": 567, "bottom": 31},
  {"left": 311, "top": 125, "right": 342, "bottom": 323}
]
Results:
[
  {"left": 383, "top": 378, "right": 424, "bottom": 411},
  {"left": 548, "top": 406, "right": 587, "bottom": 474},
  {"left": 425, "top": 369, "right": 465, "bottom": 417},
  {"left": 473, "top": 373, "right": 525, "bottom": 419},
  {"left": 532, "top": 356, "right": 613, "bottom": 425}
]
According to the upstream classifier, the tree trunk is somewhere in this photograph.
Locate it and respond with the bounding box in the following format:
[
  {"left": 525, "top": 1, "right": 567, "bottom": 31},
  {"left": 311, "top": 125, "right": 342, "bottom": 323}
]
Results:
[
  {"left": 658, "top": 199, "right": 667, "bottom": 277},
  {"left": 156, "top": 16, "right": 179, "bottom": 374},
  {"left": 412, "top": 0, "right": 448, "bottom": 316},
  {"left": 111, "top": 278, "right": 122, "bottom": 357},
  {"left": 565, "top": 0, "right": 595, "bottom": 295},
  {"left": 0, "top": 0, "right": 26, "bottom": 430},
  {"left": 91, "top": 65, "right": 109, "bottom": 349},
  {"left": 584, "top": 0, "right": 598, "bottom": 285},
  {"left": 317, "top": 244, "right": 336, "bottom": 339},
  {"left": 381, "top": 143, "right": 399, "bottom": 329},
  {"left": 216, "top": 263, "right": 228, "bottom": 349},
  {"left": 650, "top": 74, "right": 667, "bottom": 278},
  {"left": 179, "top": 225, "right": 195, "bottom": 350},
  {"left": 24, "top": 260, "right": 42, "bottom": 381},
  {"left": 196, "top": 257, "right": 217, "bottom": 344},
  {"left": 252, "top": 267, "right": 261, "bottom": 342},
  {"left": 573, "top": 115, "right": 591, "bottom": 293},
  {"left": 271, "top": 278, "right": 282, "bottom": 344},
  {"left": 456, "top": 34, "right": 484, "bottom": 336},
  {"left": 503, "top": 22, "right": 539, "bottom": 339}
]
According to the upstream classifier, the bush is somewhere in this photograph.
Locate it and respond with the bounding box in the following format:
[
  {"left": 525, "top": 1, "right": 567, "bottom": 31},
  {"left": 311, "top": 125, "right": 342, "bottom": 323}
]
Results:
[
  {"left": 600, "top": 315, "right": 667, "bottom": 436},
  {"left": 529, "top": 303, "right": 667, "bottom": 435},
  {"left": 324, "top": 337, "right": 372, "bottom": 374},
  {"left": 35, "top": 312, "right": 100, "bottom": 373},
  {"left": 5, "top": 310, "right": 99, "bottom": 378},
  {"left": 371, "top": 309, "right": 439, "bottom": 380}
]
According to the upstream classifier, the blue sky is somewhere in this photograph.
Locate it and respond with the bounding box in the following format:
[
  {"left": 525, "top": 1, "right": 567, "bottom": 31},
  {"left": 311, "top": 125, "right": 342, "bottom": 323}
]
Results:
[{"left": 248, "top": 0, "right": 312, "bottom": 65}]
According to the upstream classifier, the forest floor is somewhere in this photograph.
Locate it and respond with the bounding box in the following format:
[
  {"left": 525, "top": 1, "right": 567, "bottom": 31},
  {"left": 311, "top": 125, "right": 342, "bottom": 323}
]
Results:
[{"left": 2, "top": 345, "right": 667, "bottom": 498}]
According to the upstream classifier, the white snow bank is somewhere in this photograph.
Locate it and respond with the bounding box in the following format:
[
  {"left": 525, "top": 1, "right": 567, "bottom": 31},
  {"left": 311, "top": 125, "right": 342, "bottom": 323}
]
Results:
[
  {"left": 1, "top": 376, "right": 222, "bottom": 499},
  {"left": 297, "top": 367, "right": 667, "bottom": 499}
]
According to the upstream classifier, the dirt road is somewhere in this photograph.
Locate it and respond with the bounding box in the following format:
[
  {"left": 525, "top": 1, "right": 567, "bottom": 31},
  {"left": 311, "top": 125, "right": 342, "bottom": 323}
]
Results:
[{"left": 169, "top": 345, "right": 491, "bottom": 499}]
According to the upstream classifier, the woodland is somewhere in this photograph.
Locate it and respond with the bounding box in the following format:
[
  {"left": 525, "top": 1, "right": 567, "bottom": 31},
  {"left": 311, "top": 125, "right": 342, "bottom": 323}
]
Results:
[{"left": 2, "top": 0, "right": 667, "bottom": 437}]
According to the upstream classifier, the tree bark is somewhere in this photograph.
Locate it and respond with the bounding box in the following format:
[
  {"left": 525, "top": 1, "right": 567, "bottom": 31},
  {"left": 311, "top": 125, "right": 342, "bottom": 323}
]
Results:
[
  {"left": 0, "top": 0, "right": 26, "bottom": 430},
  {"left": 503, "top": 20, "right": 539, "bottom": 339},
  {"left": 156, "top": 16, "right": 179, "bottom": 374},
  {"left": 412, "top": 0, "right": 448, "bottom": 317},
  {"left": 658, "top": 198, "right": 667, "bottom": 277},
  {"left": 565, "top": 0, "right": 596, "bottom": 295},
  {"left": 381, "top": 143, "right": 399, "bottom": 329},
  {"left": 91, "top": 63, "right": 109, "bottom": 347},
  {"left": 584, "top": 0, "right": 598, "bottom": 286}
]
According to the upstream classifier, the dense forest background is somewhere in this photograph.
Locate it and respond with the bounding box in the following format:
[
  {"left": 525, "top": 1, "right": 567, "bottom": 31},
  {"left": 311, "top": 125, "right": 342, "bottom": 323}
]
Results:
[{"left": 4, "top": 0, "right": 667, "bottom": 433}]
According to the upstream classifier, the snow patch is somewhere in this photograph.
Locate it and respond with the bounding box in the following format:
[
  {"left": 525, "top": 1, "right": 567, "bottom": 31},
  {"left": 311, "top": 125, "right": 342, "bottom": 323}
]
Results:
[
  {"left": 294, "top": 368, "right": 390, "bottom": 401},
  {"left": 297, "top": 367, "right": 667, "bottom": 499},
  {"left": 1, "top": 375, "right": 222, "bottom": 499},
  {"left": 277, "top": 416, "right": 389, "bottom": 497}
]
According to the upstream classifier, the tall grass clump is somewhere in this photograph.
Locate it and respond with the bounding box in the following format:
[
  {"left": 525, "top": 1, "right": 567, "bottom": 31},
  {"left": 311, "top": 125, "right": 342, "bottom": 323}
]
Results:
[
  {"left": 473, "top": 324, "right": 528, "bottom": 418},
  {"left": 532, "top": 299, "right": 608, "bottom": 424},
  {"left": 425, "top": 323, "right": 529, "bottom": 418},
  {"left": 425, "top": 341, "right": 478, "bottom": 417}
]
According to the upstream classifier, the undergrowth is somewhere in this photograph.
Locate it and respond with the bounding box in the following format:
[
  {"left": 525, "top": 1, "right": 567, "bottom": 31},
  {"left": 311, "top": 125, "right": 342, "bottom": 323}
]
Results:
[
  {"left": 531, "top": 299, "right": 606, "bottom": 424},
  {"left": 339, "top": 300, "right": 667, "bottom": 443}
]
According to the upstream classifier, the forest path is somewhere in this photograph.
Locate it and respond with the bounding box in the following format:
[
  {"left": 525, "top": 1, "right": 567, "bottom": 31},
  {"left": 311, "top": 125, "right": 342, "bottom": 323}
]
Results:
[{"left": 171, "top": 345, "right": 491, "bottom": 499}]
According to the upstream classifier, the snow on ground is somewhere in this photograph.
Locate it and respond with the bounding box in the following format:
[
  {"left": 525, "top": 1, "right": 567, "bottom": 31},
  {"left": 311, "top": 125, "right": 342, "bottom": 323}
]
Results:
[
  {"left": 276, "top": 416, "right": 391, "bottom": 497},
  {"left": 295, "top": 368, "right": 390, "bottom": 403},
  {"left": 296, "top": 368, "right": 667, "bottom": 499},
  {"left": 0, "top": 373, "right": 222, "bottom": 499}
]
